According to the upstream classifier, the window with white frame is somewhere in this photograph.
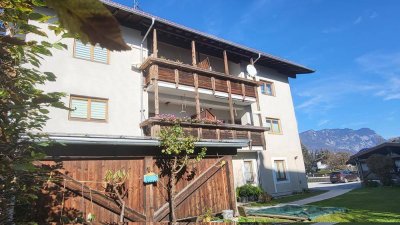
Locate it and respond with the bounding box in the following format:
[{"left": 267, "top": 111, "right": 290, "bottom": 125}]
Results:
[
  {"left": 69, "top": 95, "right": 108, "bottom": 122},
  {"left": 265, "top": 118, "right": 282, "bottom": 134},
  {"left": 274, "top": 160, "right": 288, "bottom": 181},
  {"left": 74, "top": 40, "right": 109, "bottom": 64},
  {"left": 243, "top": 161, "right": 254, "bottom": 183}
]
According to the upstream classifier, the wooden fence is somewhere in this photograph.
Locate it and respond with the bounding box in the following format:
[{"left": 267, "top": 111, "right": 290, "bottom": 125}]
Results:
[{"left": 40, "top": 156, "right": 236, "bottom": 224}]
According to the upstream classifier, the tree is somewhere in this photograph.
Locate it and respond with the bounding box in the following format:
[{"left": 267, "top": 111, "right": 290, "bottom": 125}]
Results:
[
  {"left": 104, "top": 169, "right": 129, "bottom": 223},
  {"left": 157, "top": 125, "right": 206, "bottom": 223},
  {"left": 301, "top": 144, "right": 329, "bottom": 173},
  {"left": 366, "top": 154, "right": 394, "bottom": 186},
  {"left": 301, "top": 144, "right": 313, "bottom": 173},
  {"left": 0, "top": 0, "right": 129, "bottom": 223},
  {"left": 325, "top": 151, "right": 351, "bottom": 171}
]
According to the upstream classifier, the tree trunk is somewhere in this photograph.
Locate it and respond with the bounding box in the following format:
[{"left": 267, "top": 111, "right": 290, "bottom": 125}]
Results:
[
  {"left": 168, "top": 175, "right": 177, "bottom": 224},
  {"left": 119, "top": 201, "right": 125, "bottom": 223}
]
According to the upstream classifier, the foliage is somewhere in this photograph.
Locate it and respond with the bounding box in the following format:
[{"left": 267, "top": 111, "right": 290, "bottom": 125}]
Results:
[
  {"left": 302, "top": 143, "right": 314, "bottom": 173},
  {"left": 258, "top": 192, "right": 273, "bottom": 203},
  {"left": 363, "top": 180, "right": 380, "bottom": 187},
  {"left": 200, "top": 207, "right": 213, "bottom": 222},
  {"left": 104, "top": 169, "right": 128, "bottom": 223},
  {"left": 366, "top": 154, "right": 394, "bottom": 186},
  {"left": 157, "top": 125, "right": 206, "bottom": 223},
  {"left": 0, "top": 1, "right": 68, "bottom": 223},
  {"left": 45, "top": 0, "right": 130, "bottom": 51},
  {"left": 155, "top": 114, "right": 223, "bottom": 125},
  {"left": 236, "top": 184, "right": 263, "bottom": 198},
  {"left": 301, "top": 144, "right": 329, "bottom": 173},
  {"left": 313, "top": 187, "right": 400, "bottom": 222},
  {"left": 0, "top": 0, "right": 129, "bottom": 223},
  {"left": 324, "top": 151, "right": 351, "bottom": 171}
]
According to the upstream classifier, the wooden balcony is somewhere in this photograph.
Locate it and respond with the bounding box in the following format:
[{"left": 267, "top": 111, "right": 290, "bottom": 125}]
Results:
[
  {"left": 140, "top": 57, "right": 258, "bottom": 98},
  {"left": 140, "top": 117, "right": 267, "bottom": 148}
]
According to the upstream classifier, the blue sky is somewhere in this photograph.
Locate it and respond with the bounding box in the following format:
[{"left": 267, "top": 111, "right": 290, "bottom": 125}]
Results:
[{"left": 117, "top": 0, "right": 400, "bottom": 138}]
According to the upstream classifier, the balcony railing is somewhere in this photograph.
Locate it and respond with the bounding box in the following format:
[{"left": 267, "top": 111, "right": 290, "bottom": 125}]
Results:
[
  {"left": 140, "top": 117, "right": 267, "bottom": 148},
  {"left": 140, "top": 57, "right": 258, "bottom": 98}
]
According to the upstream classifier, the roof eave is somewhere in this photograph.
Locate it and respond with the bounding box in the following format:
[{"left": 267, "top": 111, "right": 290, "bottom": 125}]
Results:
[{"left": 101, "top": 0, "right": 315, "bottom": 75}]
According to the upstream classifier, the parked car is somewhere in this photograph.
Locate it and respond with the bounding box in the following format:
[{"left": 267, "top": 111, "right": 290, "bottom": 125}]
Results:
[{"left": 330, "top": 171, "right": 360, "bottom": 183}]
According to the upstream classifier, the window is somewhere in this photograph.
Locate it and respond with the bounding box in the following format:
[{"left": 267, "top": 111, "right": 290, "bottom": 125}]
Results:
[
  {"left": 74, "top": 40, "right": 109, "bottom": 64},
  {"left": 243, "top": 161, "right": 254, "bottom": 183},
  {"left": 274, "top": 160, "right": 287, "bottom": 181},
  {"left": 69, "top": 96, "right": 108, "bottom": 122},
  {"left": 260, "top": 81, "right": 275, "bottom": 96},
  {"left": 265, "top": 118, "right": 282, "bottom": 134}
]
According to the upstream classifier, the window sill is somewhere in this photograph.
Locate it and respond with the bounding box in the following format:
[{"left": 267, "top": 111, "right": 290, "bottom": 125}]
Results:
[{"left": 69, "top": 118, "right": 108, "bottom": 123}]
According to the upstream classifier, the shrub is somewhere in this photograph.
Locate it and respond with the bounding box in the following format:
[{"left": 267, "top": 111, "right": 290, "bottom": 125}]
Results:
[
  {"left": 366, "top": 154, "right": 394, "bottom": 186},
  {"left": 364, "top": 180, "right": 380, "bottom": 187},
  {"left": 236, "top": 184, "right": 263, "bottom": 198},
  {"left": 258, "top": 192, "right": 273, "bottom": 203}
]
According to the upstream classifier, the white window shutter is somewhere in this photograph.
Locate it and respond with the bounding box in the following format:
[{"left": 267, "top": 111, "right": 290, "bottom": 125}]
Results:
[
  {"left": 70, "top": 99, "right": 88, "bottom": 118},
  {"left": 90, "top": 101, "right": 107, "bottom": 120},
  {"left": 74, "top": 40, "right": 91, "bottom": 60},
  {"left": 93, "top": 45, "right": 108, "bottom": 63}
]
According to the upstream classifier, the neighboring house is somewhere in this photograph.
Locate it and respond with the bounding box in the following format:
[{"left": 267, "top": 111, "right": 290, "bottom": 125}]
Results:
[
  {"left": 27, "top": 1, "right": 313, "bottom": 221},
  {"left": 348, "top": 142, "right": 400, "bottom": 181},
  {"left": 316, "top": 161, "right": 328, "bottom": 170}
]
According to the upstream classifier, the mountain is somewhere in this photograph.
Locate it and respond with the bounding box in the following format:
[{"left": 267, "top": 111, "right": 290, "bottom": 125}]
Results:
[{"left": 300, "top": 128, "right": 386, "bottom": 153}]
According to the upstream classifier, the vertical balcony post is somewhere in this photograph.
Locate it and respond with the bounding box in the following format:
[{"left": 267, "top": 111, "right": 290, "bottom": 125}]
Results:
[
  {"left": 151, "top": 65, "right": 160, "bottom": 116},
  {"left": 227, "top": 80, "right": 237, "bottom": 138},
  {"left": 227, "top": 80, "right": 235, "bottom": 124},
  {"left": 223, "top": 50, "right": 229, "bottom": 75},
  {"left": 191, "top": 40, "right": 197, "bottom": 66},
  {"left": 194, "top": 73, "right": 202, "bottom": 139},
  {"left": 153, "top": 28, "right": 158, "bottom": 58},
  {"left": 251, "top": 58, "right": 266, "bottom": 149}
]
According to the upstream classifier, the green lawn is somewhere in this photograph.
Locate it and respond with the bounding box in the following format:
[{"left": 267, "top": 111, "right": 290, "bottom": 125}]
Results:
[
  {"left": 312, "top": 186, "right": 400, "bottom": 223},
  {"left": 249, "top": 190, "right": 328, "bottom": 207}
]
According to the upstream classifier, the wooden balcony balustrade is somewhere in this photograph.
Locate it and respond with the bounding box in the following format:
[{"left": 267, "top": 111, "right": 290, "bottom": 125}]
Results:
[
  {"left": 143, "top": 29, "right": 265, "bottom": 138},
  {"left": 141, "top": 57, "right": 257, "bottom": 98},
  {"left": 140, "top": 117, "right": 267, "bottom": 148}
]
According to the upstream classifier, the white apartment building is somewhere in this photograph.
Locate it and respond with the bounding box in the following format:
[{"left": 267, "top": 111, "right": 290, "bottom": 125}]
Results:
[{"left": 30, "top": 1, "right": 314, "bottom": 199}]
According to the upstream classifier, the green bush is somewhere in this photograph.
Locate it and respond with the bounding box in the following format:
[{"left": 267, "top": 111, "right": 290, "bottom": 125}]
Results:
[
  {"left": 366, "top": 154, "right": 394, "bottom": 186},
  {"left": 236, "top": 184, "right": 263, "bottom": 198},
  {"left": 364, "top": 180, "right": 380, "bottom": 187}
]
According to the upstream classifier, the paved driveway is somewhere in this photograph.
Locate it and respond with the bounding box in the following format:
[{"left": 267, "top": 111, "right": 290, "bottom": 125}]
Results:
[
  {"left": 308, "top": 181, "right": 362, "bottom": 191},
  {"left": 288, "top": 181, "right": 361, "bottom": 205}
]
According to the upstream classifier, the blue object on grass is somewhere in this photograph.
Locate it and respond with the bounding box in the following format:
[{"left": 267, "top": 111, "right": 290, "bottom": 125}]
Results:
[
  {"left": 144, "top": 172, "right": 158, "bottom": 184},
  {"left": 247, "top": 204, "right": 347, "bottom": 220}
]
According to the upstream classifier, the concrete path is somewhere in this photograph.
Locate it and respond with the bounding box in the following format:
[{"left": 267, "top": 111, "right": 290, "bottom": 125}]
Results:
[
  {"left": 288, "top": 181, "right": 361, "bottom": 205},
  {"left": 311, "top": 223, "right": 337, "bottom": 225}
]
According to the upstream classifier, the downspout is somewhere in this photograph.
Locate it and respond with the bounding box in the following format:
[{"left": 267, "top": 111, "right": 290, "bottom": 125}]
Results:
[
  {"left": 253, "top": 53, "right": 261, "bottom": 64},
  {"left": 140, "top": 17, "right": 155, "bottom": 135}
]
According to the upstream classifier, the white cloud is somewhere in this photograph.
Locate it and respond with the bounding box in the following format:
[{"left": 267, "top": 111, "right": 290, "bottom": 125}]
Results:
[
  {"left": 353, "top": 16, "right": 363, "bottom": 25},
  {"left": 369, "top": 11, "right": 378, "bottom": 19},
  {"left": 356, "top": 52, "right": 400, "bottom": 100},
  {"left": 294, "top": 75, "right": 379, "bottom": 114},
  {"left": 317, "top": 119, "right": 330, "bottom": 126}
]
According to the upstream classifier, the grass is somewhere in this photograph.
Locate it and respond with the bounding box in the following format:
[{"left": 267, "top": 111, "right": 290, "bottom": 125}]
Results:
[
  {"left": 312, "top": 186, "right": 400, "bottom": 223},
  {"left": 248, "top": 190, "right": 328, "bottom": 207}
]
